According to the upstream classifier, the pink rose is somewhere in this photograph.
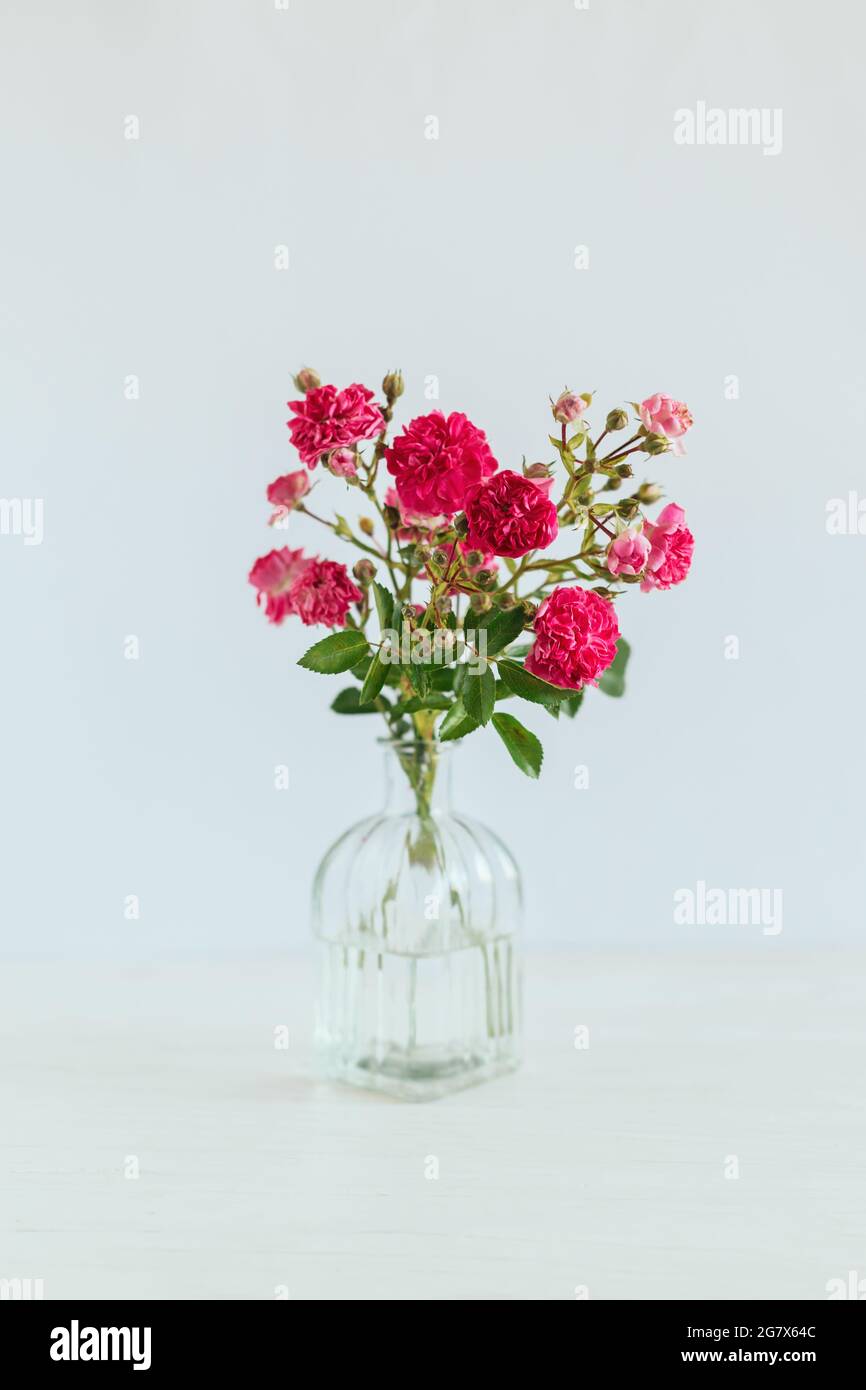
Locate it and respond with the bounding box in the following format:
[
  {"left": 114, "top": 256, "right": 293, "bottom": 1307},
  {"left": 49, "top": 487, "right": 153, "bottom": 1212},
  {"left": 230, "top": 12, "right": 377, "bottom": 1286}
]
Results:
[
  {"left": 525, "top": 586, "right": 620, "bottom": 690},
  {"left": 383, "top": 486, "right": 446, "bottom": 543},
  {"left": 385, "top": 411, "right": 498, "bottom": 518},
  {"left": 606, "top": 527, "right": 651, "bottom": 577},
  {"left": 248, "top": 546, "right": 310, "bottom": 625},
  {"left": 287, "top": 383, "right": 384, "bottom": 468},
  {"left": 640, "top": 504, "right": 694, "bottom": 592},
  {"left": 327, "top": 447, "right": 358, "bottom": 479},
  {"left": 288, "top": 558, "right": 362, "bottom": 627},
  {"left": 464, "top": 469, "right": 559, "bottom": 559},
  {"left": 552, "top": 391, "right": 587, "bottom": 424},
  {"left": 639, "top": 394, "right": 693, "bottom": 456},
  {"left": 266, "top": 470, "right": 310, "bottom": 525}
]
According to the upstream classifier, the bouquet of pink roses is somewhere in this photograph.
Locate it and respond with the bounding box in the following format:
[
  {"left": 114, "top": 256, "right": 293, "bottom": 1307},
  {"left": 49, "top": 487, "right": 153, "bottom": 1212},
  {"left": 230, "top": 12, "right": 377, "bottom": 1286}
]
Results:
[{"left": 249, "top": 370, "right": 693, "bottom": 785}]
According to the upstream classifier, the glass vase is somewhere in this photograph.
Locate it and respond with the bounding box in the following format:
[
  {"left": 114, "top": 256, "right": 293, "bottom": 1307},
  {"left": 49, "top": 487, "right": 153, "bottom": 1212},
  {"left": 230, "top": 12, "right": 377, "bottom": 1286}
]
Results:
[{"left": 311, "top": 738, "right": 522, "bottom": 1100}]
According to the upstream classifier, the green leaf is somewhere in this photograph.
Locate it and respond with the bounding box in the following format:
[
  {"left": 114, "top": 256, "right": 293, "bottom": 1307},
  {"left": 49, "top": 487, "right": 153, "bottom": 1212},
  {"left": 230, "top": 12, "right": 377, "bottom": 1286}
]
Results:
[
  {"left": 561, "top": 689, "right": 585, "bottom": 718},
  {"left": 298, "top": 629, "right": 370, "bottom": 675},
  {"left": 598, "top": 638, "right": 631, "bottom": 698},
  {"left": 428, "top": 667, "right": 456, "bottom": 692},
  {"left": 465, "top": 605, "right": 526, "bottom": 657},
  {"left": 462, "top": 666, "right": 496, "bottom": 726},
  {"left": 373, "top": 582, "right": 395, "bottom": 632},
  {"left": 497, "top": 658, "right": 572, "bottom": 707},
  {"left": 331, "top": 687, "right": 382, "bottom": 714},
  {"left": 492, "top": 712, "right": 543, "bottom": 779},
  {"left": 392, "top": 693, "right": 452, "bottom": 714},
  {"left": 438, "top": 699, "right": 480, "bottom": 743},
  {"left": 359, "top": 650, "right": 389, "bottom": 705}
]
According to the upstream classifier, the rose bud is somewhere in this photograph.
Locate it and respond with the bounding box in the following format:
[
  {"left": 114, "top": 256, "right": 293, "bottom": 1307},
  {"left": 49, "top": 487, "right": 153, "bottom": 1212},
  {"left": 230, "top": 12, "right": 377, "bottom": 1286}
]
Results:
[
  {"left": 524, "top": 461, "right": 553, "bottom": 481},
  {"left": 432, "top": 548, "right": 451, "bottom": 567},
  {"left": 603, "top": 476, "right": 623, "bottom": 491},
  {"left": 616, "top": 462, "right": 633, "bottom": 478},
  {"left": 352, "top": 558, "right": 377, "bottom": 584},
  {"left": 636, "top": 482, "right": 663, "bottom": 504},
  {"left": 292, "top": 367, "right": 321, "bottom": 394},
  {"left": 552, "top": 391, "right": 587, "bottom": 424},
  {"left": 327, "top": 447, "right": 359, "bottom": 480},
  {"left": 382, "top": 370, "right": 404, "bottom": 403},
  {"left": 463, "top": 549, "right": 484, "bottom": 568},
  {"left": 641, "top": 432, "right": 670, "bottom": 455},
  {"left": 453, "top": 513, "right": 469, "bottom": 538},
  {"left": 475, "top": 569, "right": 497, "bottom": 590},
  {"left": 497, "top": 593, "right": 516, "bottom": 609},
  {"left": 358, "top": 517, "right": 376, "bottom": 536},
  {"left": 382, "top": 504, "right": 401, "bottom": 529},
  {"left": 605, "top": 408, "right": 629, "bottom": 432},
  {"left": 470, "top": 592, "right": 493, "bottom": 613},
  {"left": 520, "top": 600, "right": 538, "bottom": 621}
]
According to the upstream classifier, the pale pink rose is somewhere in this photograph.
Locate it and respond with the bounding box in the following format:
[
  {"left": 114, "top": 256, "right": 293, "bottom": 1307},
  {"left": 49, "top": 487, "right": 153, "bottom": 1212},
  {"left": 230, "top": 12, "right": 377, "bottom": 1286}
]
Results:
[
  {"left": 288, "top": 558, "right": 362, "bottom": 627},
  {"left": 606, "top": 527, "right": 651, "bottom": 577},
  {"left": 385, "top": 411, "right": 498, "bottom": 517},
  {"left": 266, "top": 470, "right": 310, "bottom": 525},
  {"left": 639, "top": 394, "right": 693, "bottom": 456},
  {"left": 287, "top": 383, "right": 384, "bottom": 467},
  {"left": 650, "top": 502, "right": 686, "bottom": 533},
  {"left": 525, "top": 586, "right": 620, "bottom": 690},
  {"left": 523, "top": 462, "right": 555, "bottom": 498},
  {"left": 552, "top": 391, "right": 587, "bottom": 424},
  {"left": 327, "top": 447, "right": 358, "bottom": 479},
  {"left": 641, "top": 504, "right": 694, "bottom": 592},
  {"left": 247, "top": 546, "right": 310, "bottom": 625},
  {"left": 384, "top": 486, "right": 447, "bottom": 542}
]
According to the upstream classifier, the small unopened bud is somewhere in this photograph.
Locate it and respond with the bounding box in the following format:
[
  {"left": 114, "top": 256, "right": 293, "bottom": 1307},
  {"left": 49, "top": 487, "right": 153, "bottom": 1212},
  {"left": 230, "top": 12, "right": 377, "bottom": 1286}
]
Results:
[
  {"left": 524, "top": 461, "right": 553, "bottom": 481},
  {"left": 642, "top": 432, "right": 669, "bottom": 455},
  {"left": 475, "top": 569, "right": 496, "bottom": 590},
  {"left": 618, "top": 498, "right": 640, "bottom": 520},
  {"left": 358, "top": 516, "right": 375, "bottom": 536},
  {"left": 383, "top": 504, "right": 400, "bottom": 529},
  {"left": 603, "top": 476, "right": 622, "bottom": 491},
  {"left": 552, "top": 391, "right": 586, "bottom": 425},
  {"left": 616, "top": 462, "right": 633, "bottom": 478},
  {"left": 636, "top": 482, "right": 663, "bottom": 504},
  {"left": 520, "top": 600, "right": 537, "bottom": 621},
  {"left": 292, "top": 367, "right": 321, "bottom": 394},
  {"left": 352, "top": 558, "right": 376, "bottom": 584},
  {"left": 434, "top": 594, "right": 452, "bottom": 617},
  {"left": 470, "top": 592, "right": 493, "bottom": 613},
  {"left": 432, "top": 548, "right": 451, "bottom": 567},
  {"left": 463, "top": 549, "right": 483, "bottom": 568},
  {"left": 497, "top": 593, "right": 516, "bottom": 609},
  {"left": 382, "top": 370, "right": 404, "bottom": 404},
  {"left": 605, "top": 408, "right": 629, "bottom": 432},
  {"left": 453, "top": 513, "right": 469, "bottom": 538}
]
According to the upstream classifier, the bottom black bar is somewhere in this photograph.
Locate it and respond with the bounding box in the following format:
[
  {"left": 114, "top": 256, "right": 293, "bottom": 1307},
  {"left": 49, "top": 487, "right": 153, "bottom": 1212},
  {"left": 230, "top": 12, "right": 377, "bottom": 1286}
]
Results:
[{"left": 2, "top": 1299, "right": 864, "bottom": 1374}]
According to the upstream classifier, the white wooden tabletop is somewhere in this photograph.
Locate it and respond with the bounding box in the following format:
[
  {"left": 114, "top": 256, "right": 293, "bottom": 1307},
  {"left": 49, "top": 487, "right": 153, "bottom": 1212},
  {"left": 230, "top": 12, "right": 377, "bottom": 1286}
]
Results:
[{"left": 2, "top": 952, "right": 863, "bottom": 1301}]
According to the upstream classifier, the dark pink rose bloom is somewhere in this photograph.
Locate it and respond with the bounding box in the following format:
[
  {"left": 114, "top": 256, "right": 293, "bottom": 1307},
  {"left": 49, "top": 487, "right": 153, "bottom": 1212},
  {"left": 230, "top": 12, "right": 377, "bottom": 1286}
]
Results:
[
  {"left": 640, "top": 503, "right": 694, "bottom": 591},
  {"left": 464, "top": 469, "right": 559, "bottom": 559},
  {"left": 288, "top": 558, "right": 362, "bottom": 627},
  {"left": 248, "top": 546, "right": 310, "bottom": 625},
  {"left": 266, "top": 469, "right": 310, "bottom": 525},
  {"left": 639, "top": 394, "right": 693, "bottom": 456},
  {"left": 525, "top": 585, "right": 620, "bottom": 690},
  {"left": 287, "top": 383, "right": 384, "bottom": 468},
  {"left": 385, "top": 411, "right": 498, "bottom": 518}
]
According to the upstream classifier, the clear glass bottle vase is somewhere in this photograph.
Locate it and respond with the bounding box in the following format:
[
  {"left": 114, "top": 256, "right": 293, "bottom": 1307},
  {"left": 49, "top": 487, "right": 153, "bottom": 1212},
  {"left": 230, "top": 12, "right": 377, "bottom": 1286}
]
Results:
[{"left": 312, "top": 738, "right": 522, "bottom": 1100}]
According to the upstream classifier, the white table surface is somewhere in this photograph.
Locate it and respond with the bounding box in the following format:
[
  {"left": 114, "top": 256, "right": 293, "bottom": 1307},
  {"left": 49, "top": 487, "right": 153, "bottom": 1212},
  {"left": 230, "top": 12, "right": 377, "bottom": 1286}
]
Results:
[{"left": 2, "top": 952, "right": 864, "bottom": 1301}]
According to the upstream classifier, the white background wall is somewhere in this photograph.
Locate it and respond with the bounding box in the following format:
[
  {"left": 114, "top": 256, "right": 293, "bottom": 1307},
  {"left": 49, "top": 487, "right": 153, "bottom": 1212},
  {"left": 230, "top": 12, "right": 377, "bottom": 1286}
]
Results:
[{"left": 1, "top": 0, "right": 863, "bottom": 960}]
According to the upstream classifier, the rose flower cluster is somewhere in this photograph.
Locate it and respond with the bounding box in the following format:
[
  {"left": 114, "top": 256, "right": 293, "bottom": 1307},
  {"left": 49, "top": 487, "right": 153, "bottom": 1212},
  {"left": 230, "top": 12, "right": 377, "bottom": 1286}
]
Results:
[{"left": 248, "top": 369, "right": 694, "bottom": 778}]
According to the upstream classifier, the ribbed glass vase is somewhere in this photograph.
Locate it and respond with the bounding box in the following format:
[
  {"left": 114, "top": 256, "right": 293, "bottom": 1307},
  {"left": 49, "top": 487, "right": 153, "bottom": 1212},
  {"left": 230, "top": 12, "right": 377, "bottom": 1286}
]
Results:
[{"left": 311, "top": 738, "right": 522, "bottom": 1100}]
